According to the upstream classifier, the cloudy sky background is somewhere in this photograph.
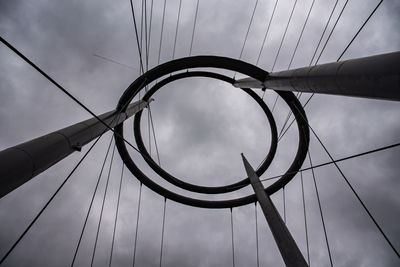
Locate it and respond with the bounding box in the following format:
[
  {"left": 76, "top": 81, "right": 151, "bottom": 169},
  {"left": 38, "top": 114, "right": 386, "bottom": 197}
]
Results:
[{"left": 0, "top": 0, "right": 399, "bottom": 266}]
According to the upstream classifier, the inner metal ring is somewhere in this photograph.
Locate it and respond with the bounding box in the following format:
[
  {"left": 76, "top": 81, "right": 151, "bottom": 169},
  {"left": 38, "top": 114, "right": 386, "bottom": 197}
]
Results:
[
  {"left": 133, "top": 71, "right": 278, "bottom": 194},
  {"left": 115, "top": 56, "right": 310, "bottom": 209}
]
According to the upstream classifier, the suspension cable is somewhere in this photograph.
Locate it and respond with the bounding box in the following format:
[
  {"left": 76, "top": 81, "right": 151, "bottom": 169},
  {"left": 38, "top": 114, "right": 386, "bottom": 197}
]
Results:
[
  {"left": 287, "top": 0, "right": 316, "bottom": 69},
  {"left": 296, "top": 106, "right": 400, "bottom": 258},
  {"left": 239, "top": 0, "right": 259, "bottom": 61},
  {"left": 129, "top": 0, "right": 145, "bottom": 74},
  {"left": 189, "top": 0, "right": 200, "bottom": 56},
  {"left": 140, "top": 0, "right": 145, "bottom": 73},
  {"left": 271, "top": 95, "right": 279, "bottom": 113},
  {"left": 300, "top": 171, "right": 310, "bottom": 265},
  {"left": 309, "top": 0, "right": 339, "bottom": 66},
  {"left": 144, "top": 0, "right": 149, "bottom": 72},
  {"left": 90, "top": 143, "right": 117, "bottom": 266},
  {"left": 230, "top": 208, "right": 235, "bottom": 267},
  {"left": 109, "top": 164, "right": 125, "bottom": 267},
  {"left": 258, "top": 142, "right": 400, "bottom": 183},
  {"left": 93, "top": 53, "right": 137, "bottom": 70},
  {"left": 308, "top": 151, "right": 334, "bottom": 267},
  {"left": 158, "top": 0, "right": 167, "bottom": 65},
  {"left": 255, "top": 203, "right": 260, "bottom": 267},
  {"left": 271, "top": 0, "right": 298, "bottom": 71},
  {"left": 0, "top": 135, "right": 105, "bottom": 265},
  {"left": 148, "top": 105, "right": 161, "bottom": 165},
  {"left": 256, "top": 0, "right": 279, "bottom": 65},
  {"left": 338, "top": 0, "right": 383, "bottom": 61},
  {"left": 315, "top": 0, "right": 351, "bottom": 64},
  {"left": 132, "top": 183, "right": 143, "bottom": 267},
  {"left": 172, "top": 0, "right": 182, "bottom": 60},
  {"left": 283, "top": 186, "right": 286, "bottom": 223},
  {"left": 70, "top": 136, "right": 114, "bottom": 267},
  {"left": 148, "top": 109, "right": 152, "bottom": 156},
  {"left": 159, "top": 198, "right": 167, "bottom": 267},
  {"left": 146, "top": 0, "right": 154, "bottom": 71}
]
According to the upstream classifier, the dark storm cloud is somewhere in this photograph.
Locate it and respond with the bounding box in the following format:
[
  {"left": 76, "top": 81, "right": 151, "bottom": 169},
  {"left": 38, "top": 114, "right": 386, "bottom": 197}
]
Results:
[{"left": 1, "top": 0, "right": 400, "bottom": 266}]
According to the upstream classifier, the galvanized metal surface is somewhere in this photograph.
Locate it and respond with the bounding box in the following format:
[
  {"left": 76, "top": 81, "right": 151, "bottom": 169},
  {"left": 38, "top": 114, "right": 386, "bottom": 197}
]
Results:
[
  {"left": 242, "top": 154, "right": 308, "bottom": 267},
  {"left": 0, "top": 100, "right": 149, "bottom": 199},
  {"left": 234, "top": 51, "right": 400, "bottom": 101}
]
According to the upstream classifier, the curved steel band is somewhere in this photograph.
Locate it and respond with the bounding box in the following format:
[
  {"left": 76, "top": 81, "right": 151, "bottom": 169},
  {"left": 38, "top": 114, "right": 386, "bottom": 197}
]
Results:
[{"left": 115, "top": 56, "right": 310, "bottom": 209}]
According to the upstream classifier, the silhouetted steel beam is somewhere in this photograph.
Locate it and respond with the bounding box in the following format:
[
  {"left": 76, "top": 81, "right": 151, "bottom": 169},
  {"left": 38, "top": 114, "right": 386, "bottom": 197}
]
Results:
[
  {"left": 0, "top": 100, "right": 150, "bottom": 199},
  {"left": 241, "top": 154, "right": 308, "bottom": 267},
  {"left": 234, "top": 51, "right": 400, "bottom": 101}
]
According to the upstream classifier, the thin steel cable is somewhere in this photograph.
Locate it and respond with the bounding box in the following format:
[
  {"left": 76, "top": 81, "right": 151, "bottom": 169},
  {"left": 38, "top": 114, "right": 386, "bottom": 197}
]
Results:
[
  {"left": 315, "top": 0, "right": 351, "bottom": 64},
  {"left": 109, "top": 164, "right": 125, "bottom": 267},
  {"left": 278, "top": 108, "right": 294, "bottom": 139},
  {"left": 257, "top": 142, "right": 400, "bottom": 183},
  {"left": 140, "top": 0, "right": 144, "bottom": 73},
  {"left": 159, "top": 198, "right": 167, "bottom": 267},
  {"left": 309, "top": 0, "right": 339, "bottom": 66},
  {"left": 296, "top": 106, "right": 400, "bottom": 258},
  {"left": 230, "top": 208, "right": 235, "bottom": 267},
  {"left": 271, "top": 0, "right": 299, "bottom": 72},
  {"left": 148, "top": 109, "right": 152, "bottom": 155},
  {"left": 172, "top": 0, "right": 182, "bottom": 59},
  {"left": 300, "top": 171, "right": 310, "bottom": 265},
  {"left": 238, "top": 0, "right": 259, "bottom": 60},
  {"left": 0, "top": 135, "right": 104, "bottom": 265},
  {"left": 189, "top": 0, "right": 200, "bottom": 56},
  {"left": 287, "top": 0, "right": 316, "bottom": 69},
  {"left": 283, "top": 186, "right": 286, "bottom": 223},
  {"left": 144, "top": 0, "right": 149, "bottom": 72},
  {"left": 149, "top": 105, "right": 161, "bottom": 165},
  {"left": 308, "top": 151, "right": 334, "bottom": 267},
  {"left": 337, "top": 0, "right": 384, "bottom": 61},
  {"left": 255, "top": 203, "right": 260, "bottom": 267},
  {"left": 93, "top": 54, "right": 137, "bottom": 70},
  {"left": 132, "top": 183, "right": 143, "bottom": 267},
  {"left": 278, "top": 94, "right": 313, "bottom": 142},
  {"left": 256, "top": 0, "right": 279, "bottom": 65},
  {"left": 129, "top": 0, "right": 145, "bottom": 74},
  {"left": 261, "top": 90, "right": 266, "bottom": 101},
  {"left": 91, "top": 143, "right": 117, "bottom": 267},
  {"left": 70, "top": 136, "right": 114, "bottom": 267},
  {"left": 271, "top": 95, "right": 279, "bottom": 113},
  {"left": 146, "top": 0, "right": 154, "bottom": 71},
  {"left": 158, "top": 0, "right": 167, "bottom": 65}
]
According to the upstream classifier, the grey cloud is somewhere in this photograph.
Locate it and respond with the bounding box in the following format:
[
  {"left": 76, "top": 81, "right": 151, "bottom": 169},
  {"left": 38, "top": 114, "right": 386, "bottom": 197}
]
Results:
[{"left": 1, "top": 0, "right": 400, "bottom": 266}]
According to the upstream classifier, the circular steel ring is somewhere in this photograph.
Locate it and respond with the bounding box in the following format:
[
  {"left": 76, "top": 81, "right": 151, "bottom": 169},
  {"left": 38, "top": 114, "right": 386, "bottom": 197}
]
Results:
[
  {"left": 133, "top": 71, "right": 278, "bottom": 194},
  {"left": 115, "top": 56, "right": 309, "bottom": 208}
]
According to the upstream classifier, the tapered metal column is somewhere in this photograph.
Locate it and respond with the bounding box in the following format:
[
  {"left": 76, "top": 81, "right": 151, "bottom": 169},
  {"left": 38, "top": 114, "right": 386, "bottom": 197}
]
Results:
[
  {"left": 241, "top": 154, "right": 308, "bottom": 267},
  {"left": 234, "top": 51, "right": 400, "bottom": 101},
  {"left": 0, "top": 100, "right": 150, "bottom": 199}
]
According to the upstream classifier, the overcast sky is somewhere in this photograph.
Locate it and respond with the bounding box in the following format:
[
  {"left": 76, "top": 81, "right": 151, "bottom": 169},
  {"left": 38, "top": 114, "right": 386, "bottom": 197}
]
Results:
[{"left": 0, "top": 0, "right": 400, "bottom": 266}]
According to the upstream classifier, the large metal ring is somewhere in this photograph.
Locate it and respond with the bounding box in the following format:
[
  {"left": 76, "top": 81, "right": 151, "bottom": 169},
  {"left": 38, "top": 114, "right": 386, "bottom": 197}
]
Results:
[
  {"left": 115, "top": 56, "right": 309, "bottom": 208},
  {"left": 133, "top": 71, "right": 278, "bottom": 194}
]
